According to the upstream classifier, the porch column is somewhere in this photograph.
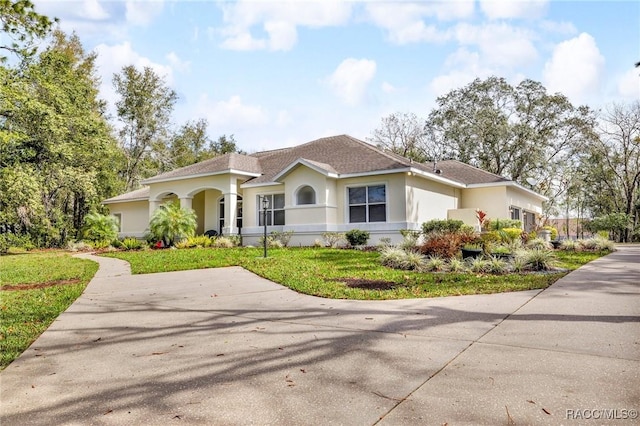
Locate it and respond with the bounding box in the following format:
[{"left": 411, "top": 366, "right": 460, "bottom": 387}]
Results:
[
  {"left": 222, "top": 178, "right": 238, "bottom": 236},
  {"left": 203, "top": 190, "right": 217, "bottom": 232},
  {"left": 149, "top": 200, "right": 162, "bottom": 220},
  {"left": 179, "top": 196, "right": 193, "bottom": 210}
]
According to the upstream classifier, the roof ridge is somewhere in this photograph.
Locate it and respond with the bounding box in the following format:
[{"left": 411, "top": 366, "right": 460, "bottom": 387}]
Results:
[
  {"left": 443, "top": 159, "right": 508, "bottom": 180},
  {"left": 340, "top": 134, "right": 412, "bottom": 167}
]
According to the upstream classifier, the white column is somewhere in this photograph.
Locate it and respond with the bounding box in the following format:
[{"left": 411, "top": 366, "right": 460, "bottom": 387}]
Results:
[
  {"left": 203, "top": 190, "right": 217, "bottom": 232},
  {"left": 179, "top": 197, "right": 193, "bottom": 210},
  {"left": 149, "top": 200, "right": 162, "bottom": 220},
  {"left": 222, "top": 178, "right": 238, "bottom": 236}
]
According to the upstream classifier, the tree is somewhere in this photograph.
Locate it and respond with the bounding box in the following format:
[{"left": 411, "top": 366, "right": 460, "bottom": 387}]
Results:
[
  {"left": 424, "top": 77, "right": 597, "bottom": 217},
  {"left": 1, "top": 0, "right": 56, "bottom": 63},
  {"left": 169, "top": 119, "right": 212, "bottom": 168},
  {"left": 149, "top": 201, "right": 196, "bottom": 246},
  {"left": 113, "top": 65, "right": 177, "bottom": 191},
  {"left": 580, "top": 102, "right": 640, "bottom": 242},
  {"left": 211, "top": 134, "right": 244, "bottom": 155},
  {"left": 368, "top": 112, "right": 429, "bottom": 162},
  {"left": 0, "top": 31, "right": 122, "bottom": 246}
]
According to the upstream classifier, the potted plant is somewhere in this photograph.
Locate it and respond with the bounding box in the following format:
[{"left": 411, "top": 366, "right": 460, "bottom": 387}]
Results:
[
  {"left": 461, "top": 243, "right": 483, "bottom": 259},
  {"left": 490, "top": 245, "right": 514, "bottom": 260}
]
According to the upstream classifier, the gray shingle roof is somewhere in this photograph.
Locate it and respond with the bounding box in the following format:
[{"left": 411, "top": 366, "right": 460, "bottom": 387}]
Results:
[
  {"left": 103, "top": 187, "right": 150, "bottom": 203},
  {"left": 105, "top": 135, "right": 515, "bottom": 203}
]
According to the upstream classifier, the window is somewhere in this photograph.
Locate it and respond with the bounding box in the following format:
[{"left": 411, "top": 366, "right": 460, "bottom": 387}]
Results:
[
  {"left": 112, "top": 213, "right": 122, "bottom": 232},
  {"left": 258, "top": 194, "right": 285, "bottom": 226},
  {"left": 296, "top": 185, "right": 316, "bottom": 205},
  {"left": 348, "top": 185, "right": 386, "bottom": 223},
  {"left": 219, "top": 196, "right": 243, "bottom": 233},
  {"left": 510, "top": 207, "right": 521, "bottom": 221}
]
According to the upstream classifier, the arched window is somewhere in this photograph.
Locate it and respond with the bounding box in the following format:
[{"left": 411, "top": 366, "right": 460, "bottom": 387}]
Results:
[{"left": 296, "top": 185, "right": 316, "bottom": 205}]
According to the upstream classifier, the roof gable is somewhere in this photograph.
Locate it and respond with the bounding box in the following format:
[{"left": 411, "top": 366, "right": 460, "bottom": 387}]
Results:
[{"left": 142, "top": 153, "right": 262, "bottom": 184}]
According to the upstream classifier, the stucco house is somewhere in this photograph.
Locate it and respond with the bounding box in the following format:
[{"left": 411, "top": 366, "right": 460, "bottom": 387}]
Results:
[{"left": 103, "top": 134, "right": 546, "bottom": 245}]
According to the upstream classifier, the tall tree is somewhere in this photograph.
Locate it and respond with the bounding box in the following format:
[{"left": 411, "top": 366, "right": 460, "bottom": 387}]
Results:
[
  {"left": 424, "top": 76, "right": 597, "bottom": 217},
  {"left": 580, "top": 102, "right": 640, "bottom": 241},
  {"left": 113, "top": 65, "right": 177, "bottom": 190},
  {"left": 368, "top": 112, "right": 429, "bottom": 162},
  {"left": 169, "top": 119, "right": 212, "bottom": 168},
  {"left": 0, "top": 31, "right": 122, "bottom": 246},
  {"left": 0, "top": 0, "right": 56, "bottom": 63}
]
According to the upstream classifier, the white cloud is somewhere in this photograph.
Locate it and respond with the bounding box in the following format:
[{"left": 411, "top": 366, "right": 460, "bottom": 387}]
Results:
[
  {"left": 80, "top": 0, "right": 109, "bottom": 20},
  {"left": 166, "top": 52, "right": 190, "bottom": 73},
  {"left": 479, "top": 0, "right": 548, "bottom": 20},
  {"left": 326, "top": 58, "right": 377, "bottom": 106},
  {"left": 125, "top": 0, "right": 164, "bottom": 26},
  {"left": 429, "top": 48, "right": 492, "bottom": 96},
  {"left": 195, "top": 95, "right": 269, "bottom": 128},
  {"left": 543, "top": 33, "right": 605, "bottom": 103},
  {"left": 539, "top": 20, "right": 578, "bottom": 36},
  {"left": 617, "top": 68, "right": 640, "bottom": 99},
  {"left": 381, "top": 82, "right": 397, "bottom": 94},
  {"left": 217, "top": 1, "right": 352, "bottom": 51},
  {"left": 364, "top": 2, "right": 473, "bottom": 44},
  {"left": 454, "top": 23, "right": 538, "bottom": 67}
]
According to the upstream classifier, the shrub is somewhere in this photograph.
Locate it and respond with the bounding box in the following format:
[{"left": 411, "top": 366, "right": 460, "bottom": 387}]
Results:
[
  {"left": 560, "top": 239, "right": 579, "bottom": 251},
  {"left": 447, "top": 257, "right": 468, "bottom": 273},
  {"left": 312, "top": 239, "right": 324, "bottom": 248},
  {"left": 345, "top": 229, "right": 370, "bottom": 246},
  {"left": 517, "top": 249, "right": 557, "bottom": 271},
  {"left": 322, "top": 232, "right": 345, "bottom": 248},
  {"left": 399, "top": 230, "right": 420, "bottom": 251},
  {"left": 270, "top": 230, "right": 294, "bottom": 247},
  {"left": 90, "top": 239, "right": 112, "bottom": 250},
  {"left": 83, "top": 213, "right": 119, "bottom": 243},
  {"left": 121, "top": 237, "right": 145, "bottom": 250},
  {"left": 379, "top": 246, "right": 408, "bottom": 269},
  {"left": 486, "top": 256, "right": 508, "bottom": 274},
  {"left": 422, "top": 219, "right": 466, "bottom": 235},
  {"left": 0, "top": 233, "right": 34, "bottom": 254},
  {"left": 485, "top": 219, "right": 522, "bottom": 231},
  {"left": 212, "top": 237, "right": 234, "bottom": 248},
  {"left": 468, "top": 257, "right": 490, "bottom": 273},
  {"left": 402, "top": 251, "right": 426, "bottom": 271},
  {"left": 498, "top": 227, "right": 523, "bottom": 243},
  {"left": 149, "top": 201, "right": 197, "bottom": 246},
  {"left": 420, "top": 230, "right": 478, "bottom": 259},
  {"left": 66, "top": 240, "right": 93, "bottom": 252},
  {"left": 424, "top": 256, "right": 446, "bottom": 272},
  {"left": 579, "top": 237, "right": 615, "bottom": 252},
  {"left": 377, "top": 237, "right": 393, "bottom": 248},
  {"left": 527, "top": 238, "right": 552, "bottom": 250}
]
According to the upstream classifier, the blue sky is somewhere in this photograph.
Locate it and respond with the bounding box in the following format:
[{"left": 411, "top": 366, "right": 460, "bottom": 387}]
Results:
[{"left": 35, "top": 0, "right": 640, "bottom": 152}]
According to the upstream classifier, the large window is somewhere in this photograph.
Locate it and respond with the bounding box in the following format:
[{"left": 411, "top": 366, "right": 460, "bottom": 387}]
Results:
[
  {"left": 348, "top": 184, "right": 386, "bottom": 223},
  {"left": 258, "top": 194, "right": 285, "bottom": 226},
  {"left": 112, "top": 213, "right": 122, "bottom": 232},
  {"left": 296, "top": 185, "right": 316, "bottom": 205},
  {"left": 219, "top": 196, "right": 243, "bottom": 233}
]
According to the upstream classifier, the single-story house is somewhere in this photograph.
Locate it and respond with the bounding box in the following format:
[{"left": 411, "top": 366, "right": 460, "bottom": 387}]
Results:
[{"left": 103, "top": 134, "right": 547, "bottom": 245}]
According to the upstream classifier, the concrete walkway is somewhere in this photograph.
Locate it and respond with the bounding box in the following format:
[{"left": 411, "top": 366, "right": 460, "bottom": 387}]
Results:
[{"left": 1, "top": 247, "right": 638, "bottom": 425}]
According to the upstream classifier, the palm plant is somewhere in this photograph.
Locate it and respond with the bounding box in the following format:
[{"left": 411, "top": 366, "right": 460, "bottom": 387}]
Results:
[
  {"left": 83, "top": 212, "right": 119, "bottom": 242},
  {"left": 149, "top": 201, "right": 197, "bottom": 246}
]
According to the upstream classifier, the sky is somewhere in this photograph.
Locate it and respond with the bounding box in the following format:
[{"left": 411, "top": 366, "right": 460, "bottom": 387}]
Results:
[{"left": 33, "top": 0, "right": 640, "bottom": 153}]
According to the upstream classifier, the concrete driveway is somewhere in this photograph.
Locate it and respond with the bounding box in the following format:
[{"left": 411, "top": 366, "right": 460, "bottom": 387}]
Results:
[{"left": 1, "top": 247, "right": 639, "bottom": 425}]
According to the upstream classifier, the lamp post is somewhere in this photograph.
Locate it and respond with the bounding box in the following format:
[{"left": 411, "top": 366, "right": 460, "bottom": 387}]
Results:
[{"left": 262, "top": 196, "right": 269, "bottom": 258}]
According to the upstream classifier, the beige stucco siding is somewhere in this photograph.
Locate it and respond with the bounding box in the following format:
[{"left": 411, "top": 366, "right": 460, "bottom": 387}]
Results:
[
  {"left": 280, "top": 166, "right": 335, "bottom": 225},
  {"left": 460, "top": 186, "right": 508, "bottom": 219},
  {"left": 335, "top": 173, "right": 406, "bottom": 224},
  {"left": 148, "top": 175, "right": 234, "bottom": 201},
  {"left": 242, "top": 184, "right": 285, "bottom": 228},
  {"left": 107, "top": 200, "right": 149, "bottom": 238},
  {"left": 405, "top": 174, "right": 459, "bottom": 227},
  {"left": 506, "top": 187, "right": 543, "bottom": 215}
]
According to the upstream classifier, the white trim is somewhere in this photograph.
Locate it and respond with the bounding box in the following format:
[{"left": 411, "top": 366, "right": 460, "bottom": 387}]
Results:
[
  {"left": 408, "top": 167, "right": 467, "bottom": 188},
  {"left": 241, "top": 181, "right": 284, "bottom": 188},
  {"left": 103, "top": 197, "right": 148, "bottom": 205},
  {"left": 294, "top": 184, "right": 317, "bottom": 206},
  {"left": 142, "top": 169, "right": 260, "bottom": 185},
  {"left": 273, "top": 158, "right": 339, "bottom": 181},
  {"left": 286, "top": 204, "right": 337, "bottom": 210}
]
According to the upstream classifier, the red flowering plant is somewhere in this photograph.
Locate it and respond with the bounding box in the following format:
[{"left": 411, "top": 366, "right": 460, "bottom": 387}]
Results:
[{"left": 475, "top": 209, "right": 488, "bottom": 229}]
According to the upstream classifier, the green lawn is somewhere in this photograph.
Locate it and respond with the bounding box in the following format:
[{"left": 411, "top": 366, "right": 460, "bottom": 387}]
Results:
[
  {"left": 0, "top": 247, "right": 606, "bottom": 370},
  {"left": 105, "top": 247, "right": 606, "bottom": 300},
  {"left": 0, "top": 252, "right": 98, "bottom": 369}
]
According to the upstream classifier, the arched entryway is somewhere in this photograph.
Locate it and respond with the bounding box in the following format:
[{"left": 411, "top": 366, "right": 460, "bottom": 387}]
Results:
[{"left": 219, "top": 196, "right": 243, "bottom": 235}]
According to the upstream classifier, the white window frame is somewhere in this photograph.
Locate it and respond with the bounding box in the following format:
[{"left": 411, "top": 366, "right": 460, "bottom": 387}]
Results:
[
  {"left": 346, "top": 183, "right": 387, "bottom": 224},
  {"left": 257, "top": 193, "right": 285, "bottom": 226},
  {"left": 510, "top": 206, "right": 521, "bottom": 221},
  {"left": 219, "top": 195, "right": 243, "bottom": 233}
]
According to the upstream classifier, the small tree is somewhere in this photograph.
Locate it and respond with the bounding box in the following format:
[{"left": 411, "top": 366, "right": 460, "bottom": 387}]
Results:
[
  {"left": 149, "top": 201, "right": 196, "bottom": 246},
  {"left": 83, "top": 213, "right": 119, "bottom": 243}
]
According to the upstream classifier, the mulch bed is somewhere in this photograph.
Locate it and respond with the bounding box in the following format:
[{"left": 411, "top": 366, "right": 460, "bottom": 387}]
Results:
[
  {"left": 1, "top": 279, "right": 82, "bottom": 291},
  {"left": 332, "top": 278, "right": 399, "bottom": 290}
]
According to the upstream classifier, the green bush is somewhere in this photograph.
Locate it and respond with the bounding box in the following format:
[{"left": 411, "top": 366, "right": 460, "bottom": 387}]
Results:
[
  {"left": 499, "top": 227, "right": 523, "bottom": 243},
  {"left": 542, "top": 226, "right": 558, "bottom": 241},
  {"left": 485, "top": 219, "right": 522, "bottom": 231},
  {"left": 345, "top": 229, "right": 370, "bottom": 246},
  {"left": 516, "top": 248, "right": 557, "bottom": 271},
  {"left": 149, "top": 201, "right": 196, "bottom": 246},
  {"left": 121, "top": 237, "right": 145, "bottom": 250},
  {"left": 527, "top": 237, "right": 552, "bottom": 250},
  {"left": 422, "top": 219, "right": 466, "bottom": 235},
  {"left": 83, "top": 213, "right": 119, "bottom": 243}
]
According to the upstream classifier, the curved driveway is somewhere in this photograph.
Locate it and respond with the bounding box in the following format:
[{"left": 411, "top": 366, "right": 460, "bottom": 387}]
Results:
[{"left": 1, "top": 247, "right": 639, "bottom": 425}]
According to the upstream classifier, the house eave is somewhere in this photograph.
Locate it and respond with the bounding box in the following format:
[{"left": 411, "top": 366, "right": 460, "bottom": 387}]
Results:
[
  {"left": 467, "top": 181, "right": 549, "bottom": 201},
  {"left": 272, "top": 159, "right": 339, "bottom": 181},
  {"left": 240, "top": 181, "right": 285, "bottom": 189},
  {"left": 141, "top": 169, "right": 262, "bottom": 185},
  {"left": 102, "top": 197, "right": 149, "bottom": 205}
]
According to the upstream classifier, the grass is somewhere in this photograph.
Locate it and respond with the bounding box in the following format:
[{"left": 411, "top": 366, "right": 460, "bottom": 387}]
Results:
[
  {"left": 105, "top": 247, "right": 609, "bottom": 300},
  {"left": 0, "top": 252, "right": 98, "bottom": 369}
]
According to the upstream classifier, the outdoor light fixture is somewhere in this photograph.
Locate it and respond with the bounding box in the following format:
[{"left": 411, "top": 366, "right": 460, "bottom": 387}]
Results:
[{"left": 262, "top": 196, "right": 269, "bottom": 258}]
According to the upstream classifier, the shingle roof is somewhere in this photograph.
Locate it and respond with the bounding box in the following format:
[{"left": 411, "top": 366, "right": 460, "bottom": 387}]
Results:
[
  {"left": 142, "top": 152, "right": 262, "bottom": 184},
  {"left": 103, "top": 187, "right": 150, "bottom": 204},
  {"left": 106, "top": 135, "right": 516, "bottom": 203}
]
